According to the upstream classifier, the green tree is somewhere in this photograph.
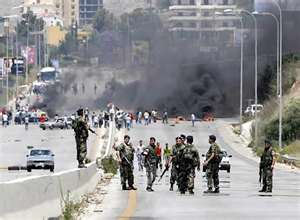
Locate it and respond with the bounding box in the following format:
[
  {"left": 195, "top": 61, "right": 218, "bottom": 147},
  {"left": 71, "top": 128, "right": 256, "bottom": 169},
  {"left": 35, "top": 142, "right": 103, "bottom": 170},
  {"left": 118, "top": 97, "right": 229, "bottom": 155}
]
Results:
[
  {"left": 16, "top": 10, "right": 44, "bottom": 44},
  {"left": 92, "top": 9, "right": 116, "bottom": 33},
  {"left": 58, "top": 32, "right": 77, "bottom": 55},
  {"left": 258, "top": 65, "right": 277, "bottom": 103}
]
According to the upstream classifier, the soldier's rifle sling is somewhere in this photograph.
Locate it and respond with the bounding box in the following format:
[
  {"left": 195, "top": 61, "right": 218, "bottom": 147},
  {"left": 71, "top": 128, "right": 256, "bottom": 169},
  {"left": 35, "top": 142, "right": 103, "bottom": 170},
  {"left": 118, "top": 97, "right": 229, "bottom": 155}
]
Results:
[{"left": 119, "top": 150, "right": 133, "bottom": 169}]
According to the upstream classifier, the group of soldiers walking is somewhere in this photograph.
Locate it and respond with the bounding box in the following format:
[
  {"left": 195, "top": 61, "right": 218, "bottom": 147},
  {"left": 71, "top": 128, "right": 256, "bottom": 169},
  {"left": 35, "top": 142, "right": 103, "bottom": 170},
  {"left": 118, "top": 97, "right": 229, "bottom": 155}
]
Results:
[{"left": 71, "top": 108, "right": 275, "bottom": 194}]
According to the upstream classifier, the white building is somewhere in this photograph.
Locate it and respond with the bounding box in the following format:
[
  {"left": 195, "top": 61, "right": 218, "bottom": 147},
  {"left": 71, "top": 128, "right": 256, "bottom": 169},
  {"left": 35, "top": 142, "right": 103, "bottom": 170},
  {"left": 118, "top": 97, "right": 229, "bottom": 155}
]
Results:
[{"left": 169, "top": 0, "right": 254, "bottom": 48}]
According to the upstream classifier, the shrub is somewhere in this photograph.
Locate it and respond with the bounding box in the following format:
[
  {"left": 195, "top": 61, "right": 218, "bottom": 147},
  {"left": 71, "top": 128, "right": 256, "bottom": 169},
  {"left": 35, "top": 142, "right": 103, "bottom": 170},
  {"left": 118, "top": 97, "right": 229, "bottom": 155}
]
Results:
[
  {"left": 264, "top": 98, "right": 300, "bottom": 145},
  {"left": 101, "top": 155, "right": 119, "bottom": 175}
]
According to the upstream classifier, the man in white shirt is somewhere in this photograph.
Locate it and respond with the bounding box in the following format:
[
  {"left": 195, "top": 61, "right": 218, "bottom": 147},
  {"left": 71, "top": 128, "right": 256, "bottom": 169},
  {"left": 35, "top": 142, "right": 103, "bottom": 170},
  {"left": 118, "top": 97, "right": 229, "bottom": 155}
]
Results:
[{"left": 144, "top": 111, "right": 149, "bottom": 126}]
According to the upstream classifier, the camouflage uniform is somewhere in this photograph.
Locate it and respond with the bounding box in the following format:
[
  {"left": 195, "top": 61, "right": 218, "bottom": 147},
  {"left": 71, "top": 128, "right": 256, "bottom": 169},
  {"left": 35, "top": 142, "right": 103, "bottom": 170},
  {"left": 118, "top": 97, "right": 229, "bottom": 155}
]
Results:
[
  {"left": 206, "top": 143, "right": 221, "bottom": 190},
  {"left": 72, "top": 116, "right": 89, "bottom": 165},
  {"left": 170, "top": 143, "right": 182, "bottom": 187},
  {"left": 143, "top": 144, "right": 158, "bottom": 189},
  {"left": 260, "top": 147, "right": 275, "bottom": 192},
  {"left": 177, "top": 144, "right": 200, "bottom": 193},
  {"left": 115, "top": 143, "right": 135, "bottom": 188}
]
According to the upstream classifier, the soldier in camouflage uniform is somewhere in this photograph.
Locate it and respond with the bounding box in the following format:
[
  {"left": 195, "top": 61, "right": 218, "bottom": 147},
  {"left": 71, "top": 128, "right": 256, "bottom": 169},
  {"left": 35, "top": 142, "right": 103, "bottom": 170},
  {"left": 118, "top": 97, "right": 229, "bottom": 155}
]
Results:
[
  {"left": 114, "top": 135, "right": 137, "bottom": 190},
  {"left": 168, "top": 137, "right": 183, "bottom": 191},
  {"left": 177, "top": 136, "right": 200, "bottom": 194},
  {"left": 259, "top": 140, "right": 275, "bottom": 193},
  {"left": 143, "top": 137, "right": 158, "bottom": 192},
  {"left": 203, "top": 135, "right": 222, "bottom": 193},
  {"left": 72, "top": 108, "right": 89, "bottom": 168}
]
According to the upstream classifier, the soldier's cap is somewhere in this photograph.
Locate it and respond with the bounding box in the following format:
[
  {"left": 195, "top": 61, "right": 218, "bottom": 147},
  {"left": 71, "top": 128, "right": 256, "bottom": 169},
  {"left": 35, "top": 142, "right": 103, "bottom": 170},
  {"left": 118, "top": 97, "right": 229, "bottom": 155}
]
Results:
[
  {"left": 209, "top": 135, "right": 216, "bottom": 142},
  {"left": 124, "top": 135, "right": 130, "bottom": 140},
  {"left": 265, "top": 139, "right": 272, "bottom": 145},
  {"left": 77, "top": 108, "right": 84, "bottom": 115},
  {"left": 180, "top": 134, "right": 186, "bottom": 140},
  {"left": 186, "top": 135, "right": 193, "bottom": 144}
]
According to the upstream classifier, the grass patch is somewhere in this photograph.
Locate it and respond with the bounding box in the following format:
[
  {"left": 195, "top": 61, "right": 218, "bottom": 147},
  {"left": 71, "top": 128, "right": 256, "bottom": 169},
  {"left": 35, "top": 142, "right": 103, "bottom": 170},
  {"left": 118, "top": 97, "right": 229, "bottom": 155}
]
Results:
[
  {"left": 60, "top": 191, "right": 85, "bottom": 220},
  {"left": 101, "top": 155, "right": 119, "bottom": 175}
]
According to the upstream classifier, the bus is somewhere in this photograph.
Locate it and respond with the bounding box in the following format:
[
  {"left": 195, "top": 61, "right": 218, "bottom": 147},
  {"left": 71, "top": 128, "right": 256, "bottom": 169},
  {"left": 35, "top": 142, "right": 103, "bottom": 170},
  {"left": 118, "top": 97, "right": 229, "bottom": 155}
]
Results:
[{"left": 38, "top": 67, "right": 57, "bottom": 83}]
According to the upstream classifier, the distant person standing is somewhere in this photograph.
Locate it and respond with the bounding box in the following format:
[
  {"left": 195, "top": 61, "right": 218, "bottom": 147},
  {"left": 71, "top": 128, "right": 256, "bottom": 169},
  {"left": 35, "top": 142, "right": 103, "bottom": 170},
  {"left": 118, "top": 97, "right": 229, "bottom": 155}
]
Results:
[
  {"left": 24, "top": 115, "right": 29, "bottom": 130},
  {"left": 2, "top": 113, "right": 8, "bottom": 127},
  {"left": 136, "top": 140, "right": 145, "bottom": 171},
  {"left": 162, "top": 111, "right": 168, "bottom": 124},
  {"left": 259, "top": 140, "right": 275, "bottom": 193},
  {"left": 144, "top": 111, "right": 150, "bottom": 125},
  {"left": 94, "top": 84, "right": 98, "bottom": 95},
  {"left": 155, "top": 142, "right": 162, "bottom": 170},
  {"left": 203, "top": 135, "right": 222, "bottom": 193},
  {"left": 163, "top": 143, "right": 171, "bottom": 164},
  {"left": 191, "top": 113, "right": 196, "bottom": 127},
  {"left": 82, "top": 83, "right": 85, "bottom": 94},
  {"left": 72, "top": 108, "right": 90, "bottom": 168},
  {"left": 138, "top": 111, "right": 142, "bottom": 124},
  {"left": 114, "top": 135, "right": 137, "bottom": 190},
  {"left": 143, "top": 137, "right": 158, "bottom": 192}
]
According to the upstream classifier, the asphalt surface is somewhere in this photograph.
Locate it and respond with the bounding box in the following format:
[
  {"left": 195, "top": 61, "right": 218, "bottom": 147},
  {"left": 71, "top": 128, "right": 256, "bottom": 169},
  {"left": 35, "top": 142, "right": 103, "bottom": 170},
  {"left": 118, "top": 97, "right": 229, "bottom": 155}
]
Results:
[
  {"left": 84, "top": 119, "right": 300, "bottom": 220},
  {"left": 0, "top": 124, "right": 97, "bottom": 182}
]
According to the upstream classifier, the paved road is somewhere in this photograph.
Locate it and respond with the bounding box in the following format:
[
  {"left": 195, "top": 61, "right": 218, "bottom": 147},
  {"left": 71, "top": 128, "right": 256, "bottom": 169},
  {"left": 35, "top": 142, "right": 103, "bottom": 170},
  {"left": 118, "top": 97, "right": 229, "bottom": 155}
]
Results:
[
  {"left": 0, "top": 124, "right": 98, "bottom": 182},
  {"left": 83, "top": 119, "right": 300, "bottom": 220}
]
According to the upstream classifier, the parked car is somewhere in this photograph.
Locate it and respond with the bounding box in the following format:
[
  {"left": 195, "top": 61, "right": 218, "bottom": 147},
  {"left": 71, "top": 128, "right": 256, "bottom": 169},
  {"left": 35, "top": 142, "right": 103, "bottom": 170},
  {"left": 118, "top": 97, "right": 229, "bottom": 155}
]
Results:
[
  {"left": 26, "top": 149, "right": 55, "bottom": 172},
  {"left": 244, "top": 104, "right": 264, "bottom": 116},
  {"left": 40, "top": 117, "right": 72, "bottom": 130},
  {"left": 202, "top": 150, "right": 232, "bottom": 173}
]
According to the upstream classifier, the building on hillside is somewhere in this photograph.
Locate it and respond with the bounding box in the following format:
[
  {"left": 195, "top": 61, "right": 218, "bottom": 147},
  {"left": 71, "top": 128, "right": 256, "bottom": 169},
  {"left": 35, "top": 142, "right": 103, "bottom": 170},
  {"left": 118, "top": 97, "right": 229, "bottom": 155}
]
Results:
[
  {"left": 79, "top": 0, "right": 103, "bottom": 26},
  {"left": 169, "top": 0, "right": 254, "bottom": 49},
  {"left": 21, "top": 0, "right": 79, "bottom": 28}
]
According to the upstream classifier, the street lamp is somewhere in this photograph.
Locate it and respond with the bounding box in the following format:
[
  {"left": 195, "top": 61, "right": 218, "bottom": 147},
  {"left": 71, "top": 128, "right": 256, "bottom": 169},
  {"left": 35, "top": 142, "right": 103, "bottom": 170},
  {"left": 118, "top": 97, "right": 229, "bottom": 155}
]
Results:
[
  {"left": 224, "top": 9, "right": 258, "bottom": 148},
  {"left": 4, "top": 18, "right": 9, "bottom": 107},
  {"left": 215, "top": 11, "right": 244, "bottom": 134},
  {"left": 4, "top": 15, "right": 22, "bottom": 100},
  {"left": 270, "top": 0, "right": 283, "bottom": 148}
]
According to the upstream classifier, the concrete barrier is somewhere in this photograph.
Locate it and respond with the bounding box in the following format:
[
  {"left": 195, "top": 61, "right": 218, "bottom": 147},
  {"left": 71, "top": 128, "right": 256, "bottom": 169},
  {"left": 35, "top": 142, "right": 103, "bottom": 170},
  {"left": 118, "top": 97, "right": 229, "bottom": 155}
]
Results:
[
  {"left": 0, "top": 163, "right": 100, "bottom": 220},
  {"left": 0, "top": 120, "right": 115, "bottom": 220}
]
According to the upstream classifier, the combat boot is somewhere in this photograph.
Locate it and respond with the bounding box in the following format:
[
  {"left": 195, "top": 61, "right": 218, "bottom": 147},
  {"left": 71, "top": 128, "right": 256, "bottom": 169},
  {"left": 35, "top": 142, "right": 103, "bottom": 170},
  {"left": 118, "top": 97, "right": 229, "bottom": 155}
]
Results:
[
  {"left": 203, "top": 188, "right": 213, "bottom": 193},
  {"left": 146, "top": 186, "right": 154, "bottom": 192},
  {"left": 213, "top": 188, "right": 220, "bottom": 193},
  {"left": 128, "top": 185, "right": 137, "bottom": 190},
  {"left": 122, "top": 185, "right": 129, "bottom": 190},
  {"left": 169, "top": 184, "right": 174, "bottom": 191},
  {"left": 78, "top": 163, "right": 87, "bottom": 168},
  {"left": 189, "top": 190, "right": 194, "bottom": 195},
  {"left": 259, "top": 186, "right": 266, "bottom": 193}
]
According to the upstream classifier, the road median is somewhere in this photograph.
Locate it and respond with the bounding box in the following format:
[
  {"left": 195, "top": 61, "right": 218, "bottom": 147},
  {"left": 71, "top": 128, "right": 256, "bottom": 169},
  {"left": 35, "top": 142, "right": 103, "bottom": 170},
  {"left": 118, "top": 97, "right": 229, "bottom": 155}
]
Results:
[{"left": 0, "top": 121, "right": 116, "bottom": 220}]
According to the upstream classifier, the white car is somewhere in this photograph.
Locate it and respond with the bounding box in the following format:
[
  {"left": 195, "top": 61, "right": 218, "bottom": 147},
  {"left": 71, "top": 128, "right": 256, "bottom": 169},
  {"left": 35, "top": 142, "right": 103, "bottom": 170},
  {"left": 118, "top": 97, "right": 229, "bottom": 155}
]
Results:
[
  {"left": 26, "top": 149, "right": 55, "bottom": 172},
  {"left": 219, "top": 150, "right": 232, "bottom": 173},
  {"left": 244, "top": 104, "right": 264, "bottom": 116}
]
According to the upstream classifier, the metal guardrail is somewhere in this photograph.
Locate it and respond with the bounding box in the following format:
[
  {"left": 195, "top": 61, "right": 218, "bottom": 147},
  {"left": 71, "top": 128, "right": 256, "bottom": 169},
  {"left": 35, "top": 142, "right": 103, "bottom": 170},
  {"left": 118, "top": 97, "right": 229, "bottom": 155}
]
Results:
[{"left": 281, "top": 154, "right": 299, "bottom": 163}]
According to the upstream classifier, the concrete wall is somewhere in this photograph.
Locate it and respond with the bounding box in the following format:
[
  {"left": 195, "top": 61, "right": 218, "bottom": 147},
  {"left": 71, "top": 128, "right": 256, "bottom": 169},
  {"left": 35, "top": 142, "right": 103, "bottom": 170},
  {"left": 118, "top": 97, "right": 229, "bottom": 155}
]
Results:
[
  {"left": 0, "top": 163, "right": 100, "bottom": 220},
  {"left": 0, "top": 121, "right": 115, "bottom": 219}
]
